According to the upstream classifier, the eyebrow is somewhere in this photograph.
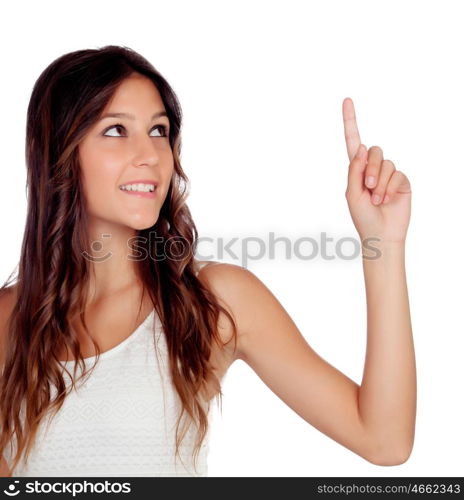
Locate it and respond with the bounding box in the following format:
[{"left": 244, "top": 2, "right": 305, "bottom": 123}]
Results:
[{"left": 99, "top": 111, "right": 169, "bottom": 121}]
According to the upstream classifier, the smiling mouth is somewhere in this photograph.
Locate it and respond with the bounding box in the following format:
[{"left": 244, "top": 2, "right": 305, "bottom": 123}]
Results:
[{"left": 119, "top": 184, "right": 157, "bottom": 193}]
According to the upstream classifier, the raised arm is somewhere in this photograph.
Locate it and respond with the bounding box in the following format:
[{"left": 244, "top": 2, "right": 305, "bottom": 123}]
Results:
[
  {"left": 200, "top": 98, "right": 415, "bottom": 466},
  {"left": 341, "top": 96, "right": 416, "bottom": 462}
]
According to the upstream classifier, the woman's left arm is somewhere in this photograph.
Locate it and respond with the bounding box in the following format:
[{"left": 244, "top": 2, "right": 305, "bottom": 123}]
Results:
[{"left": 201, "top": 97, "right": 415, "bottom": 466}]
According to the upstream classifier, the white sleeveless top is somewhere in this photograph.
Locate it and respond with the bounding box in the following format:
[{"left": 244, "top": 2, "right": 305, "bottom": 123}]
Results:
[{"left": 3, "top": 261, "right": 214, "bottom": 477}]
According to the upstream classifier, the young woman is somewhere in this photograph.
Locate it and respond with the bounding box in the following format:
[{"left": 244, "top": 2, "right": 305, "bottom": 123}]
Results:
[{"left": 0, "top": 45, "right": 416, "bottom": 477}]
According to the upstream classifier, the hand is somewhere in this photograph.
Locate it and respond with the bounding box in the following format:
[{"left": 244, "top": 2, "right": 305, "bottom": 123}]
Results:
[{"left": 342, "top": 98, "right": 412, "bottom": 245}]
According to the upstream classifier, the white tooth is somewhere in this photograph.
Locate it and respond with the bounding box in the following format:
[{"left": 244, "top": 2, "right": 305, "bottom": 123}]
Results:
[{"left": 121, "top": 183, "right": 155, "bottom": 192}]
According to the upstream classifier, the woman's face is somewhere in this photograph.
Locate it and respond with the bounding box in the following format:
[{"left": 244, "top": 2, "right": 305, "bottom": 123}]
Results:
[{"left": 78, "top": 73, "right": 174, "bottom": 232}]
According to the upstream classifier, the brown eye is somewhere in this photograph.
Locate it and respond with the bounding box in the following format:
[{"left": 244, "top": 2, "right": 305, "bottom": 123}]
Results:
[
  {"left": 152, "top": 125, "right": 168, "bottom": 137},
  {"left": 103, "top": 124, "right": 126, "bottom": 137},
  {"left": 103, "top": 123, "right": 168, "bottom": 137}
]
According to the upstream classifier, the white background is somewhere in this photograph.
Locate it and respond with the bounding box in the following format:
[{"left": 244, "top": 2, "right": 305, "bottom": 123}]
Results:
[{"left": 1, "top": 0, "right": 462, "bottom": 477}]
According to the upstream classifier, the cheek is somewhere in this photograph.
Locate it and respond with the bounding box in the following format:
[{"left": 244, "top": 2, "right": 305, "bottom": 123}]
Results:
[{"left": 79, "top": 149, "right": 121, "bottom": 208}]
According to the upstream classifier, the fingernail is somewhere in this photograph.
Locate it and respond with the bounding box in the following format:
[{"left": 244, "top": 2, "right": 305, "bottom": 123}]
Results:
[
  {"left": 356, "top": 144, "right": 364, "bottom": 158},
  {"left": 383, "top": 194, "right": 390, "bottom": 203},
  {"left": 366, "top": 176, "right": 376, "bottom": 187},
  {"left": 372, "top": 194, "right": 381, "bottom": 204}
]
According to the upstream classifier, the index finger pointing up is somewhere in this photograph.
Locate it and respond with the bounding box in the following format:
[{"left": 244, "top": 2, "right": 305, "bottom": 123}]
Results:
[{"left": 343, "top": 97, "right": 362, "bottom": 162}]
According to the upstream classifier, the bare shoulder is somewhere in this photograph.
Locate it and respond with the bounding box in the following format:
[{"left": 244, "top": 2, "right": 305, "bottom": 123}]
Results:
[
  {"left": 194, "top": 260, "right": 256, "bottom": 300},
  {"left": 194, "top": 261, "right": 270, "bottom": 360},
  {"left": 195, "top": 260, "right": 256, "bottom": 290}
]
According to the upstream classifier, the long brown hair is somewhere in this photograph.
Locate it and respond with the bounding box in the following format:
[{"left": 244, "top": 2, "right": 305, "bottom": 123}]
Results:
[{"left": 0, "top": 45, "right": 237, "bottom": 475}]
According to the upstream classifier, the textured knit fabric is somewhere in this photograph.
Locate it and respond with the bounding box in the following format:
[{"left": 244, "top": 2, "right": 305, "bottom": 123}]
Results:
[{"left": 3, "top": 261, "right": 214, "bottom": 477}]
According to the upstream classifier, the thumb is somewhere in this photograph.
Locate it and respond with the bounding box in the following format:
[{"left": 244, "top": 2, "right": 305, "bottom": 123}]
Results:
[{"left": 346, "top": 144, "right": 368, "bottom": 200}]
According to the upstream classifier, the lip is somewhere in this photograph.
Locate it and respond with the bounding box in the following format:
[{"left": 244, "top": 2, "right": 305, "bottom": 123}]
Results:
[
  {"left": 120, "top": 188, "right": 157, "bottom": 199},
  {"left": 118, "top": 179, "right": 159, "bottom": 199}
]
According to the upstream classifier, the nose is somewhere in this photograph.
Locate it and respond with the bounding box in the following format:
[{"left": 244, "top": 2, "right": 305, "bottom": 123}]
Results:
[{"left": 130, "top": 134, "right": 160, "bottom": 167}]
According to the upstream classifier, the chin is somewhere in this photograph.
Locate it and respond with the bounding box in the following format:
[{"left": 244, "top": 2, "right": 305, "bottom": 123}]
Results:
[
  {"left": 130, "top": 218, "right": 158, "bottom": 231},
  {"left": 127, "top": 217, "right": 158, "bottom": 231}
]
